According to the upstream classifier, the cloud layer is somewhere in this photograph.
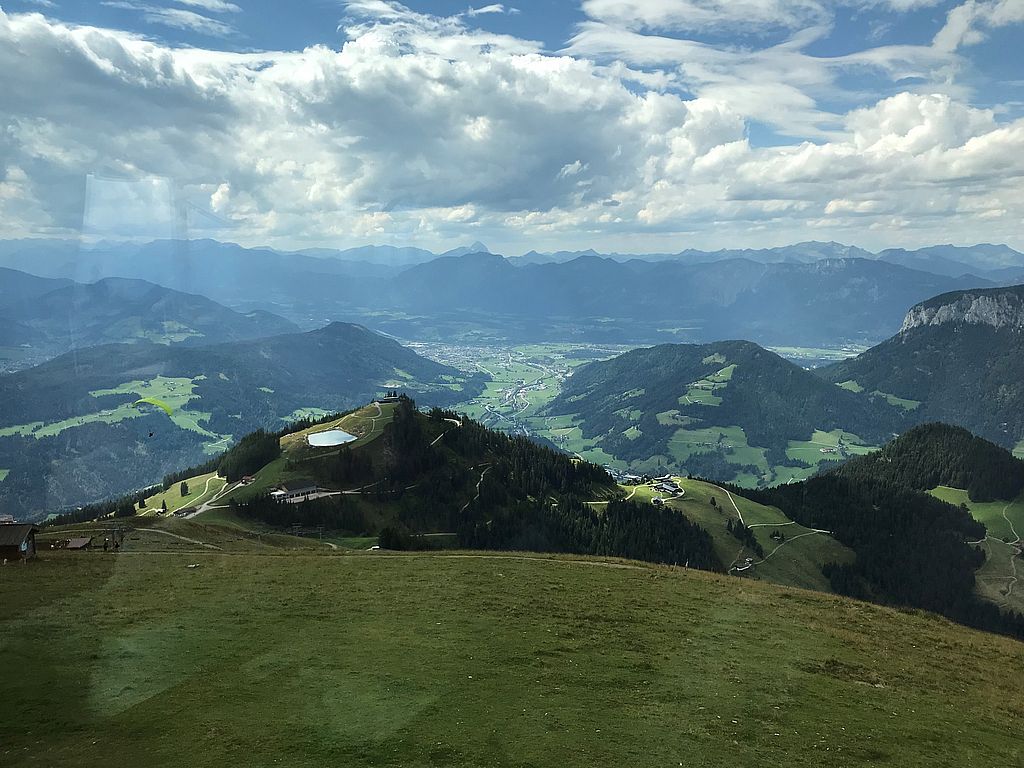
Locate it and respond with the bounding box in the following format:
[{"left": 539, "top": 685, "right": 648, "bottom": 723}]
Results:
[{"left": 0, "top": 2, "right": 1022, "bottom": 252}]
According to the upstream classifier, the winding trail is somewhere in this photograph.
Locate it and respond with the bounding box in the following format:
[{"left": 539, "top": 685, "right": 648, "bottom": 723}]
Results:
[
  {"left": 709, "top": 484, "right": 744, "bottom": 525},
  {"left": 186, "top": 479, "right": 240, "bottom": 519},
  {"left": 1002, "top": 500, "right": 1022, "bottom": 597}
]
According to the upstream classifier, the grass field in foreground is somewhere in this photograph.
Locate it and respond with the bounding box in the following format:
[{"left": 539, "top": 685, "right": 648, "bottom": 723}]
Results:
[{"left": 1, "top": 551, "right": 1021, "bottom": 767}]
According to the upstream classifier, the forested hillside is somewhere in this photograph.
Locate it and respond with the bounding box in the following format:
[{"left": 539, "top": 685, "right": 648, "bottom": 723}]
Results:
[
  {"left": 742, "top": 424, "right": 1024, "bottom": 639},
  {"left": 228, "top": 398, "right": 722, "bottom": 571},
  {"left": 835, "top": 423, "right": 1024, "bottom": 502},
  {"left": 823, "top": 286, "right": 1024, "bottom": 449}
]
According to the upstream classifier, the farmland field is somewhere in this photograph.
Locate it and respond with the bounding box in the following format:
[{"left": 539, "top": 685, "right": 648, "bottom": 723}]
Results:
[
  {"left": 785, "top": 430, "right": 876, "bottom": 467},
  {"left": 1, "top": 547, "right": 1022, "bottom": 768}
]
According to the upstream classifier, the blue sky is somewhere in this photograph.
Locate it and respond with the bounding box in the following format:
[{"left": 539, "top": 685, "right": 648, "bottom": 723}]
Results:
[{"left": 0, "top": 0, "right": 1022, "bottom": 253}]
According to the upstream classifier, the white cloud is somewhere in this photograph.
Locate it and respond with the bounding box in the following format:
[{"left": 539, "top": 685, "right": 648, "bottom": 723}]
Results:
[
  {"left": 0, "top": 6, "right": 1021, "bottom": 252},
  {"left": 175, "top": 0, "right": 242, "bottom": 12},
  {"left": 100, "top": 1, "right": 237, "bottom": 36},
  {"left": 580, "top": 0, "right": 829, "bottom": 33},
  {"left": 464, "top": 4, "right": 519, "bottom": 16},
  {"left": 934, "top": 0, "right": 1024, "bottom": 52}
]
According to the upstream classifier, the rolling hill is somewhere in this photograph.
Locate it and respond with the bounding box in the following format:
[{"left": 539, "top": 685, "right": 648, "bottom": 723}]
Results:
[
  {"left": 543, "top": 340, "right": 905, "bottom": 485},
  {"left": 822, "top": 285, "right": 1024, "bottom": 451},
  {"left": 0, "top": 323, "right": 483, "bottom": 520}
]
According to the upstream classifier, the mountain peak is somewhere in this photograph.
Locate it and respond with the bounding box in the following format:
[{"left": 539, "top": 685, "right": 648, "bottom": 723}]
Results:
[{"left": 902, "top": 285, "right": 1024, "bottom": 333}]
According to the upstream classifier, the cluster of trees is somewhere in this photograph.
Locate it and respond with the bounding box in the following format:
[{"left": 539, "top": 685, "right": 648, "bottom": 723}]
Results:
[
  {"left": 726, "top": 518, "right": 764, "bottom": 558},
  {"left": 46, "top": 483, "right": 159, "bottom": 527},
  {"left": 218, "top": 430, "right": 281, "bottom": 482},
  {"left": 835, "top": 423, "right": 1024, "bottom": 502},
  {"left": 230, "top": 495, "right": 367, "bottom": 532},
  {"left": 459, "top": 497, "right": 721, "bottom": 570},
  {"left": 746, "top": 472, "right": 1024, "bottom": 639}
]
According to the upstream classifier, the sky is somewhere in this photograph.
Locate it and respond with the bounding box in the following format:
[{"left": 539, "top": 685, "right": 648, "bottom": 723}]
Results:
[{"left": 0, "top": 0, "right": 1022, "bottom": 255}]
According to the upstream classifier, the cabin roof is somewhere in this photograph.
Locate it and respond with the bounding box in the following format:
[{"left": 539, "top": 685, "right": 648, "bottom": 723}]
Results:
[{"left": 0, "top": 523, "right": 39, "bottom": 547}]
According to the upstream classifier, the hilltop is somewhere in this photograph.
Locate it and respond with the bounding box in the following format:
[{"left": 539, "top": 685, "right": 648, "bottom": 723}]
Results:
[
  {"left": 544, "top": 340, "right": 904, "bottom": 486},
  {"left": 0, "top": 325, "right": 482, "bottom": 520},
  {"left": 108, "top": 397, "right": 720, "bottom": 571}
]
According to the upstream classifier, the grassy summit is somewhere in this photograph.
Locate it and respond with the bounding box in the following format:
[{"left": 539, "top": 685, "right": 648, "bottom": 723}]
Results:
[{"left": 1, "top": 549, "right": 1021, "bottom": 767}]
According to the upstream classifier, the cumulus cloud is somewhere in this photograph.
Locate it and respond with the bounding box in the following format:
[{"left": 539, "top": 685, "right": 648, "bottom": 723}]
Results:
[{"left": 0, "top": 5, "right": 1021, "bottom": 252}]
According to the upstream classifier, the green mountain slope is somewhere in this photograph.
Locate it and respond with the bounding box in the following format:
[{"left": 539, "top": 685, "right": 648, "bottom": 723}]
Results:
[
  {"left": 55, "top": 397, "right": 722, "bottom": 571},
  {"left": 822, "top": 285, "right": 1024, "bottom": 449},
  {"left": 545, "top": 341, "right": 904, "bottom": 485},
  {"left": 0, "top": 324, "right": 482, "bottom": 520}
]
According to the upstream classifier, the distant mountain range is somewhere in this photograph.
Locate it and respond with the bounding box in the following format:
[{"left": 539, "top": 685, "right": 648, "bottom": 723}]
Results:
[
  {"left": 0, "top": 238, "right": 1020, "bottom": 345},
  {"left": 0, "top": 322, "right": 483, "bottom": 519},
  {"left": 0, "top": 268, "right": 297, "bottom": 372},
  {"left": 374, "top": 253, "right": 991, "bottom": 344}
]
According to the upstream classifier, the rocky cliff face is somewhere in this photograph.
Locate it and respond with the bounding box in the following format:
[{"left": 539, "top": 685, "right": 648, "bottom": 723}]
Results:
[{"left": 901, "top": 289, "right": 1024, "bottom": 333}]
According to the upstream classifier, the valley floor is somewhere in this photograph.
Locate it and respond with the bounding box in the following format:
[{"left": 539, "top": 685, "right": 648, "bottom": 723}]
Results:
[{"left": 1, "top": 548, "right": 1021, "bottom": 767}]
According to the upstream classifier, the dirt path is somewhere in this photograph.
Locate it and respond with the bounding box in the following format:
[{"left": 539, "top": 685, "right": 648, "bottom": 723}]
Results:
[
  {"left": 752, "top": 529, "right": 829, "bottom": 565},
  {"left": 141, "top": 528, "right": 223, "bottom": 550},
  {"left": 1002, "top": 501, "right": 1022, "bottom": 597},
  {"left": 187, "top": 479, "right": 239, "bottom": 519},
  {"left": 430, "top": 418, "right": 462, "bottom": 447},
  {"left": 709, "top": 484, "right": 744, "bottom": 525}
]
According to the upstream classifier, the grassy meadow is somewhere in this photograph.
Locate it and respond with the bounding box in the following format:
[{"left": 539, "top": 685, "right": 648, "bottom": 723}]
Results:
[{"left": 1, "top": 548, "right": 1021, "bottom": 767}]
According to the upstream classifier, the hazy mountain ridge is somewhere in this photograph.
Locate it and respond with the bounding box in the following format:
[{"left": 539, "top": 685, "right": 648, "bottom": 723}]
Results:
[
  {"left": 0, "top": 238, "right": 1016, "bottom": 345},
  {"left": 0, "top": 269, "right": 299, "bottom": 371}
]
